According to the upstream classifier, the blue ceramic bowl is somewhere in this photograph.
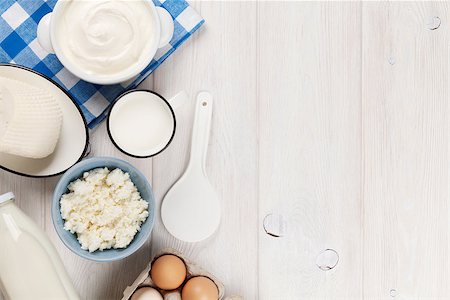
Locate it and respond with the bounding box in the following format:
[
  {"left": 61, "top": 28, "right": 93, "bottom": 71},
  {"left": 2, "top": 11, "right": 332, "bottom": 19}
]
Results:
[{"left": 52, "top": 157, "right": 155, "bottom": 262}]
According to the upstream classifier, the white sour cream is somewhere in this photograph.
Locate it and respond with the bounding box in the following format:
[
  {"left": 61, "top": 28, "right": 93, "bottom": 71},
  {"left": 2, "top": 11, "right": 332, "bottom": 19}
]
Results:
[{"left": 55, "top": 0, "right": 157, "bottom": 78}]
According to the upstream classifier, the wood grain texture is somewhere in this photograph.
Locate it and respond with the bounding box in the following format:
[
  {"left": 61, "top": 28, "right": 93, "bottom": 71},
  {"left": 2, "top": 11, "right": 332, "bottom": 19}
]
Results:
[
  {"left": 2, "top": 2, "right": 450, "bottom": 300},
  {"left": 362, "top": 2, "right": 449, "bottom": 299},
  {"left": 150, "top": 1, "right": 259, "bottom": 299},
  {"left": 257, "top": 2, "right": 362, "bottom": 299}
]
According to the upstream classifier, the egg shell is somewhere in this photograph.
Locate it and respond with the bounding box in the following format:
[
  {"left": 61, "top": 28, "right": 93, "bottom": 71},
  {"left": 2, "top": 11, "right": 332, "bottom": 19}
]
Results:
[
  {"left": 150, "top": 255, "right": 187, "bottom": 290},
  {"left": 121, "top": 249, "right": 226, "bottom": 300},
  {"left": 182, "top": 276, "right": 219, "bottom": 300},
  {"left": 131, "top": 287, "right": 163, "bottom": 300}
]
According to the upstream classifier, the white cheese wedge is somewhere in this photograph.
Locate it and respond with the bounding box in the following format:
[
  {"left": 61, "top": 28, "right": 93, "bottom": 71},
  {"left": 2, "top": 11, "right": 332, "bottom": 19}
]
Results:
[{"left": 0, "top": 77, "right": 62, "bottom": 159}]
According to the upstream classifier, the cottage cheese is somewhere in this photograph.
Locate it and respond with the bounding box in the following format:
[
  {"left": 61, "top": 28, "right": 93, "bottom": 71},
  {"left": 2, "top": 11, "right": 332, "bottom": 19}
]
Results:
[{"left": 60, "top": 168, "right": 149, "bottom": 252}]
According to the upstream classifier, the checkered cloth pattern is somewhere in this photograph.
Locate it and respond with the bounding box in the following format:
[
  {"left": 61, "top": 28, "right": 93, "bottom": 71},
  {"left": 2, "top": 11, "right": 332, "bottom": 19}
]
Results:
[{"left": 0, "top": 0, "right": 204, "bottom": 128}]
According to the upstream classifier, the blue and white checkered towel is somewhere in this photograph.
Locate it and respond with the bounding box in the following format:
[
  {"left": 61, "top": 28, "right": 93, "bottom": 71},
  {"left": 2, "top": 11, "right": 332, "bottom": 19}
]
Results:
[{"left": 0, "top": 0, "right": 204, "bottom": 128}]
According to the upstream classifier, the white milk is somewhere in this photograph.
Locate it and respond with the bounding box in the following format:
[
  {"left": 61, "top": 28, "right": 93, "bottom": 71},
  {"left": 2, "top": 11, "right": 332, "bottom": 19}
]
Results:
[
  {"left": 109, "top": 91, "right": 175, "bottom": 157},
  {"left": 0, "top": 193, "right": 79, "bottom": 300}
]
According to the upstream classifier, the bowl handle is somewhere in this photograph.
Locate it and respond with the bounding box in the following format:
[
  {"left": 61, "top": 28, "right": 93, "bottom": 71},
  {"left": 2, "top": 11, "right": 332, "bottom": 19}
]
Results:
[
  {"left": 168, "top": 90, "right": 188, "bottom": 110},
  {"left": 156, "top": 7, "right": 174, "bottom": 48},
  {"left": 37, "top": 13, "right": 55, "bottom": 54}
]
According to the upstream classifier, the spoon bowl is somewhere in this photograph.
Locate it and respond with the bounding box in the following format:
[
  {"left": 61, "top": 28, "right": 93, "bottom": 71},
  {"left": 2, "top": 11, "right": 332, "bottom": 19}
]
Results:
[{"left": 161, "top": 92, "right": 221, "bottom": 243}]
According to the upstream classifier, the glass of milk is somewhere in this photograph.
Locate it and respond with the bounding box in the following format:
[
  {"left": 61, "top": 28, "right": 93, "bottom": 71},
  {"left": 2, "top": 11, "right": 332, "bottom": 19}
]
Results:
[{"left": 107, "top": 90, "right": 177, "bottom": 158}]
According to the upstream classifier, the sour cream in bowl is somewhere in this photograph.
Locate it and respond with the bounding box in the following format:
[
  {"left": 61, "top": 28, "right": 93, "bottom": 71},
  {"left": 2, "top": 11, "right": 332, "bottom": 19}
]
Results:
[{"left": 37, "top": 0, "right": 174, "bottom": 85}]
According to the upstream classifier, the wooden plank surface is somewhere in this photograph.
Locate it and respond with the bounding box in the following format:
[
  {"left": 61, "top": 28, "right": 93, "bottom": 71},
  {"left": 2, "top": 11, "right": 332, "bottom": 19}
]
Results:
[
  {"left": 150, "top": 2, "right": 258, "bottom": 299},
  {"left": 362, "top": 2, "right": 449, "bottom": 299},
  {"left": 257, "top": 2, "right": 362, "bottom": 299},
  {"left": 1, "top": 2, "right": 450, "bottom": 300}
]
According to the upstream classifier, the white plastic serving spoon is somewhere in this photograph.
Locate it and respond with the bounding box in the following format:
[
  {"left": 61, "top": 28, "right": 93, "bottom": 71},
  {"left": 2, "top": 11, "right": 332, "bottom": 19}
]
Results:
[{"left": 161, "top": 91, "right": 221, "bottom": 243}]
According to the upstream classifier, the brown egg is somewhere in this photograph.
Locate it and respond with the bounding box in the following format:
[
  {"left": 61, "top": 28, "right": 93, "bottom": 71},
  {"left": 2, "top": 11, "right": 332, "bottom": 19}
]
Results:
[
  {"left": 150, "top": 255, "right": 187, "bottom": 290},
  {"left": 181, "top": 276, "right": 219, "bottom": 300}
]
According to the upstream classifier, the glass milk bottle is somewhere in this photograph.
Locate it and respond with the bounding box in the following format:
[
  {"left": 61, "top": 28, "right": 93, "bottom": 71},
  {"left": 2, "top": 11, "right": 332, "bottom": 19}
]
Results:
[{"left": 0, "top": 192, "right": 79, "bottom": 300}]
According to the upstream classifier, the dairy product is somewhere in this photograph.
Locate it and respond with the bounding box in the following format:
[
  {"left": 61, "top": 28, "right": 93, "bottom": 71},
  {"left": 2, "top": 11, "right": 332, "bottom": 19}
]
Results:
[
  {"left": 109, "top": 91, "right": 175, "bottom": 157},
  {"left": 60, "top": 168, "right": 149, "bottom": 252},
  {"left": 0, "top": 77, "right": 62, "bottom": 159},
  {"left": 55, "top": 0, "right": 157, "bottom": 78},
  {"left": 0, "top": 192, "right": 79, "bottom": 300}
]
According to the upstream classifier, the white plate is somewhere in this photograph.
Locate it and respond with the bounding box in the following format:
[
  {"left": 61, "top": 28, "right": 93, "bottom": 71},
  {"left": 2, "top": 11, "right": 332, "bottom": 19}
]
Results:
[{"left": 0, "top": 64, "right": 88, "bottom": 177}]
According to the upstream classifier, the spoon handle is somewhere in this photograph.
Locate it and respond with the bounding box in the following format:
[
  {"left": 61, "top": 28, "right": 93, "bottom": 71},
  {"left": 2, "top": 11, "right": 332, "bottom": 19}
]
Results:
[{"left": 189, "top": 91, "right": 213, "bottom": 175}]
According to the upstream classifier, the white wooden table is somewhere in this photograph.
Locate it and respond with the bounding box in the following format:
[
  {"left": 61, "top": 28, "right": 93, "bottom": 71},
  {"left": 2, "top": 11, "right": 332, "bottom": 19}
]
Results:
[{"left": 1, "top": 2, "right": 449, "bottom": 299}]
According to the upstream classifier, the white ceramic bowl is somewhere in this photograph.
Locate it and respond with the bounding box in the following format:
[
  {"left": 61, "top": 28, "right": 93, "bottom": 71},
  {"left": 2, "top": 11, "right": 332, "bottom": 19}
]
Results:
[{"left": 37, "top": 0, "right": 174, "bottom": 85}]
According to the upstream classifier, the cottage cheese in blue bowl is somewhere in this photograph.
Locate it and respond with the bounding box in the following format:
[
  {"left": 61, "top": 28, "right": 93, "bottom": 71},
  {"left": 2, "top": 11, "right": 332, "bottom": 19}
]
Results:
[{"left": 52, "top": 157, "right": 155, "bottom": 262}]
